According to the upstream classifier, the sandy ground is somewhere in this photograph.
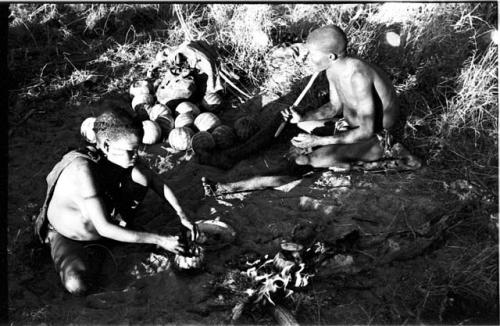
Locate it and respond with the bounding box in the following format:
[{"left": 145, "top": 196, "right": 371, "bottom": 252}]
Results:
[{"left": 7, "top": 94, "right": 498, "bottom": 324}]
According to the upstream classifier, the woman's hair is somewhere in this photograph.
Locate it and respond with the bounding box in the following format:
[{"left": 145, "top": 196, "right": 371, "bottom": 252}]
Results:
[{"left": 93, "top": 102, "right": 143, "bottom": 143}]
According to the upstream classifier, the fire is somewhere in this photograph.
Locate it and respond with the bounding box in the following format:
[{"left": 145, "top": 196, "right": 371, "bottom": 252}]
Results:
[{"left": 241, "top": 251, "right": 314, "bottom": 305}]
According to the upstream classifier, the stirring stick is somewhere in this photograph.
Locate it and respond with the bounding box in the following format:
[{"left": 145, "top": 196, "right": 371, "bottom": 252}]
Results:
[{"left": 274, "top": 71, "right": 320, "bottom": 138}]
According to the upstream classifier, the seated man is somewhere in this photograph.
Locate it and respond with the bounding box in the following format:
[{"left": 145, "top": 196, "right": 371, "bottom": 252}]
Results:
[
  {"left": 202, "top": 25, "right": 420, "bottom": 196},
  {"left": 282, "top": 24, "right": 404, "bottom": 168},
  {"left": 34, "top": 106, "right": 197, "bottom": 295}
]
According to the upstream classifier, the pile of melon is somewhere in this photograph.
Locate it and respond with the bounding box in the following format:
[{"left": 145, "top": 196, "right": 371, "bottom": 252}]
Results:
[{"left": 80, "top": 76, "right": 260, "bottom": 153}]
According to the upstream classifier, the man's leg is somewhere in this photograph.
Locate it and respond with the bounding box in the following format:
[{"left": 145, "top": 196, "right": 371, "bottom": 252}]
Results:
[
  {"left": 202, "top": 175, "right": 301, "bottom": 196},
  {"left": 296, "top": 136, "right": 384, "bottom": 168},
  {"left": 47, "top": 229, "right": 91, "bottom": 295},
  {"left": 296, "top": 119, "right": 338, "bottom": 135}
]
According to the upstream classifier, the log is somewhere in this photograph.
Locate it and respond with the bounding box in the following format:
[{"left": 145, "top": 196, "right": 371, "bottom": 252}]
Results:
[{"left": 270, "top": 304, "right": 300, "bottom": 326}]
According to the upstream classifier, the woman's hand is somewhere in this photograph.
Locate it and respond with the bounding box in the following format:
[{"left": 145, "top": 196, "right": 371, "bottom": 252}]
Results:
[
  {"left": 180, "top": 217, "right": 199, "bottom": 242},
  {"left": 157, "top": 235, "right": 184, "bottom": 254}
]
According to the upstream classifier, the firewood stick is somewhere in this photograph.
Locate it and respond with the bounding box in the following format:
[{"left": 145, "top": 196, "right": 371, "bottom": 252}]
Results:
[{"left": 274, "top": 71, "right": 320, "bottom": 138}]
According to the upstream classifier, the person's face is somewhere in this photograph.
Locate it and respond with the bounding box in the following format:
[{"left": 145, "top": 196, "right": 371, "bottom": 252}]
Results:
[
  {"left": 102, "top": 134, "right": 140, "bottom": 168},
  {"left": 305, "top": 43, "right": 334, "bottom": 72}
]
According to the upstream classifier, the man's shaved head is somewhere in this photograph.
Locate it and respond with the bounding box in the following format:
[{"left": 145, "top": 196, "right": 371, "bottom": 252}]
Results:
[{"left": 306, "top": 25, "right": 348, "bottom": 56}]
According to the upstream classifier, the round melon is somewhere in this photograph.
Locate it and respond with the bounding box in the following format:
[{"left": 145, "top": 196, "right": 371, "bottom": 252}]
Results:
[
  {"left": 132, "top": 93, "right": 154, "bottom": 111},
  {"left": 175, "top": 101, "right": 200, "bottom": 116},
  {"left": 175, "top": 112, "right": 194, "bottom": 128},
  {"left": 142, "top": 120, "right": 162, "bottom": 145},
  {"left": 201, "top": 92, "right": 222, "bottom": 111},
  {"left": 129, "top": 80, "right": 152, "bottom": 98},
  {"left": 147, "top": 103, "right": 172, "bottom": 121},
  {"left": 80, "top": 117, "right": 97, "bottom": 144},
  {"left": 168, "top": 127, "right": 195, "bottom": 151},
  {"left": 194, "top": 112, "right": 221, "bottom": 132},
  {"left": 191, "top": 131, "right": 216, "bottom": 153},
  {"left": 211, "top": 125, "right": 236, "bottom": 149},
  {"left": 234, "top": 116, "right": 259, "bottom": 141},
  {"left": 155, "top": 114, "right": 175, "bottom": 138}
]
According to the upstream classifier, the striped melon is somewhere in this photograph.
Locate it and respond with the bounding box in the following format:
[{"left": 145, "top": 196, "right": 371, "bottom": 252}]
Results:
[
  {"left": 147, "top": 103, "right": 172, "bottom": 121},
  {"left": 194, "top": 112, "right": 221, "bottom": 132},
  {"left": 155, "top": 114, "right": 175, "bottom": 138},
  {"left": 175, "top": 112, "right": 194, "bottom": 128},
  {"left": 191, "top": 131, "right": 216, "bottom": 153},
  {"left": 142, "top": 120, "right": 162, "bottom": 145},
  {"left": 234, "top": 116, "right": 259, "bottom": 141},
  {"left": 129, "top": 80, "right": 152, "bottom": 98},
  {"left": 201, "top": 92, "right": 222, "bottom": 111},
  {"left": 168, "top": 127, "right": 195, "bottom": 151},
  {"left": 211, "top": 125, "right": 236, "bottom": 149},
  {"left": 175, "top": 101, "right": 201, "bottom": 117},
  {"left": 80, "top": 117, "right": 97, "bottom": 144},
  {"left": 132, "top": 93, "right": 154, "bottom": 111}
]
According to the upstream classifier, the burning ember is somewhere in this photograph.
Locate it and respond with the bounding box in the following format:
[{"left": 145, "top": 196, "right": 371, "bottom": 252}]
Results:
[
  {"left": 243, "top": 251, "right": 313, "bottom": 305},
  {"left": 207, "top": 241, "right": 335, "bottom": 322}
]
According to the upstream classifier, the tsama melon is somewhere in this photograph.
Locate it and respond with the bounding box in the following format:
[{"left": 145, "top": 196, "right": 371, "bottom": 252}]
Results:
[
  {"left": 234, "top": 116, "right": 259, "bottom": 141},
  {"left": 201, "top": 92, "right": 222, "bottom": 111},
  {"left": 175, "top": 101, "right": 200, "bottom": 116},
  {"left": 155, "top": 114, "right": 175, "bottom": 138},
  {"left": 168, "top": 127, "right": 195, "bottom": 151},
  {"left": 142, "top": 120, "right": 162, "bottom": 145},
  {"left": 191, "top": 131, "right": 215, "bottom": 153},
  {"left": 132, "top": 93, "right": 154, "bottom": 110},
  {"left": 147, "top": 103, "right": 172, "bottom": 121},
  {"left": 194, "top": 112, "right": 221, "bottom": 132},
  {"left": 211, "top": 125, "right": 236, "bottom": 149},
  {"left": 175, "top": 112, "right": 194, "bottom": 128},
  {"left": 80, "top": 117, "right": 97, "bottom": 144}
]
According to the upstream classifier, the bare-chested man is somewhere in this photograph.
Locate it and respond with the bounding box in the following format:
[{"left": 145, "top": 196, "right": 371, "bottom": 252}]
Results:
[
  {"left": 281, "top": 24, "right": 399, "bottom": 168},
  {"left": 202, "top": 25, "right": 419, "bottom": 196},
  {"left": 35, "top": 107, "right": 197, "bottom": 295}
]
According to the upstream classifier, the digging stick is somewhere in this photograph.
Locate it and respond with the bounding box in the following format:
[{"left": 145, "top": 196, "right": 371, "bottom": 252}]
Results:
[{"left": 274, "top": 71, "right": 320, "bottom": 138}]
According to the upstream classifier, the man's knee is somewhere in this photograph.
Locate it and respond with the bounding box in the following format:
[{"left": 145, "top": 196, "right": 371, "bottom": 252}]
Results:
[{"left": 295, "top": 155, "right": 309, "bottom": 166}]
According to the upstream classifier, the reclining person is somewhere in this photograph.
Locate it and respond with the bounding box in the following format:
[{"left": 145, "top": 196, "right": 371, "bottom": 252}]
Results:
[
  {"left": 203, "top": 25, "right": 420, "bottom": 196},
  {"left": 35, "top": 107, "right": 197, "bottom": 295}
]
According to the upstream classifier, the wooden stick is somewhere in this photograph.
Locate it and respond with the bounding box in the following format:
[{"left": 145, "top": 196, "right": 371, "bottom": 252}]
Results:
[{"left": 274, "top": 71, "right": 320, "bottom": 138}]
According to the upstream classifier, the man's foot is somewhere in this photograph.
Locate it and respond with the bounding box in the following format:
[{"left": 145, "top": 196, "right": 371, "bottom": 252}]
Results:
[
  {"left": 201, "top": 177, "right": 219, "bottom": 197},
  {"left": 328, "top": 162, "right": 352, "bottom": 172}
]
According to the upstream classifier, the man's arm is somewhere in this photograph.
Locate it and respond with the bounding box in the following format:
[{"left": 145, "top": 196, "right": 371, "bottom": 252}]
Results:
[
  {"left": 76, "top": 160, "right": 183, "bottom": 253},
  {"left": 301, "top": 84, "right": 342, "bottom": 121},
  {"left": 292, "top": 72, "right": 375, "bottom": 147}
]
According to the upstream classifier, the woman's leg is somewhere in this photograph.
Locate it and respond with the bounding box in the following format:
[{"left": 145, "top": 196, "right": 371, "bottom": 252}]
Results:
[{"left": 47, "top": 229, "right": 91, "bottom": 295}]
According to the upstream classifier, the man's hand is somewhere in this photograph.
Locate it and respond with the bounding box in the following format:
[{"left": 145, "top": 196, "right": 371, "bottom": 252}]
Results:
[
  {"left": 157, "top": 235, "right": 184, "bottom": 254},
  {"left": 281, "top": 107, "right": 302, "bottom": 124},
  {"left": 291, "top": 133, "right": 323, "bottom": 148}
]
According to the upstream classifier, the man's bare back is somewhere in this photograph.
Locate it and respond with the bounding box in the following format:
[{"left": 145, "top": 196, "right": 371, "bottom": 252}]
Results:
[{"left": 325, "top": 57, "right": 399, "bottom": 132}]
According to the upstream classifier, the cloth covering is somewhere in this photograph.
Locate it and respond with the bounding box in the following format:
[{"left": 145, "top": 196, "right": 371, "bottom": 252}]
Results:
[
  {"left": 167, "top": 40, "right": 224, "bottom": 94},
  {"left": 34, "top": 147, "right": 102, "bottom": 243}
]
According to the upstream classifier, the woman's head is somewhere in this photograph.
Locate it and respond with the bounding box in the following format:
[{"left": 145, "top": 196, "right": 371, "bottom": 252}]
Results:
[{"left": 93, "top": 107, "right": 143, "bottom": 168}]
